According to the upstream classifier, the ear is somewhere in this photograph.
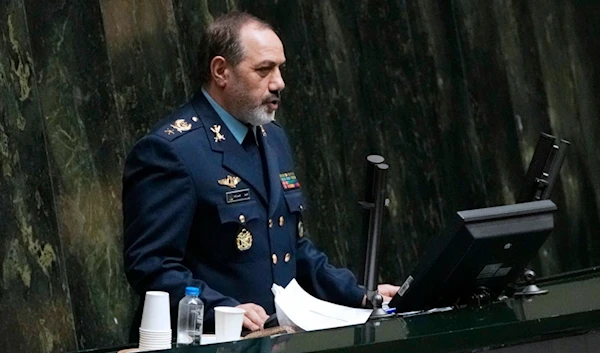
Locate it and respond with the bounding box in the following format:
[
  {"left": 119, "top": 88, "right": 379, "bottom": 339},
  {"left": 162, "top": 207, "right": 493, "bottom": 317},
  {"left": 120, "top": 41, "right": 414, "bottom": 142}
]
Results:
[{"left": 210, "top": 56, "right": 229, "bottom": 88}]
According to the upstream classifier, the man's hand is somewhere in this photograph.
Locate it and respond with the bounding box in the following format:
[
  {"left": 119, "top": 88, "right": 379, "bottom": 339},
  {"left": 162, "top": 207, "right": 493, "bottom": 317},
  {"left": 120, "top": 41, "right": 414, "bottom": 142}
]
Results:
[
  {"left": 362, "top": 284, "right": 401, "bottom": 307},
  {"left": 378, "top": 284, "right": 400, "bottom": 302},
  {"left": 236, "top": 303, "right": 269, "bottom": 331}
]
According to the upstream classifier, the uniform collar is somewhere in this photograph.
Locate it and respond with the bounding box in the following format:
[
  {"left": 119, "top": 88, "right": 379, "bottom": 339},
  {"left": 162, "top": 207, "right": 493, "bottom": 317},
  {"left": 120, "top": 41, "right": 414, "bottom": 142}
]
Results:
[{"left": 201, "top": 88, "right": 247, "bottom": 144}]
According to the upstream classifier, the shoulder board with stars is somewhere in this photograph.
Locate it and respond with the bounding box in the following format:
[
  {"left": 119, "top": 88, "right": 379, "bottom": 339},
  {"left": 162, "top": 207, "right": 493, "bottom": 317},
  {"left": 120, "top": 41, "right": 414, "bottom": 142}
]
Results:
[{"left": 157, "top": 116, "right": 203, "bottom": 141}]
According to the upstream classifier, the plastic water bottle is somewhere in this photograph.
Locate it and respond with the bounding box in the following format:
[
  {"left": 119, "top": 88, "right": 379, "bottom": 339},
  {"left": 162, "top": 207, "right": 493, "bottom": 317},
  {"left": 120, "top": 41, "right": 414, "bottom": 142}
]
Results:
[{"left": 177, "top": 286, "right": 203, "bottom": 346}]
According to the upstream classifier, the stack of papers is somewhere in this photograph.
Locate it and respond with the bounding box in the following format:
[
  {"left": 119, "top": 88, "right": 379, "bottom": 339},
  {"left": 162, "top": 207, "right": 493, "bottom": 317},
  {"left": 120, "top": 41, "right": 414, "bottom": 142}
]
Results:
[{"left": 272, "top": 279, "right": 373, "bottom": 331}]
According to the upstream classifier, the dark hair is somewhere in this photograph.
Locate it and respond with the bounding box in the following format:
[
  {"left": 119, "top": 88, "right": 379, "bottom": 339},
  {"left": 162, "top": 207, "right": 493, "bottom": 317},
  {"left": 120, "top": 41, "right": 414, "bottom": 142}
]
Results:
[{"left": 197, "top": 11, "right": 273, "bottom": 85}]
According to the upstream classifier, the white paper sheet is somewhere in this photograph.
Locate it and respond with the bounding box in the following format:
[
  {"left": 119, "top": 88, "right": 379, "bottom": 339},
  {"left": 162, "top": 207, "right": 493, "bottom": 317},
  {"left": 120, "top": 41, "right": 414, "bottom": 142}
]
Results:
[{"left": 272, "top": 279, "right": 373, "bottom": 331}]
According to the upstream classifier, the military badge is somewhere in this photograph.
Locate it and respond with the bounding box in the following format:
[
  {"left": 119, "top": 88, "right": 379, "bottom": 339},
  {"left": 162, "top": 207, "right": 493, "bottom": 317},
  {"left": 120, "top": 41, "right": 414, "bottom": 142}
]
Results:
[
  {"left": 211, "top": 124, "right": 226, "bottom": 142},
  {"left": 236, "top": 228, "right": 253, "bottom": 251},
  {"left": 280, "top": 172, "right": 301, "bottom": 190},
  {"left": 218, "top": 175, "right": 241, "bottom": 189},
  {"left": 171, "top": 119, "right": 192, "bottom": 133}
]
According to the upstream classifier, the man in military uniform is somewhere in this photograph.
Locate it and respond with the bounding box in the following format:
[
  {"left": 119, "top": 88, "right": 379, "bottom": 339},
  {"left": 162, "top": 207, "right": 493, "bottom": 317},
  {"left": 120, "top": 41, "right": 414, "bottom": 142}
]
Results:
[{"left": 123, "top": 11, "right": 398, "bottom": 336}]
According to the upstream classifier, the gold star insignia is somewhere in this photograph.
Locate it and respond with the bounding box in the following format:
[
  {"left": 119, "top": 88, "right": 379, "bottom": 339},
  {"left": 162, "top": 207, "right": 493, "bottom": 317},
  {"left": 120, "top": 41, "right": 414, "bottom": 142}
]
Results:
[{"left": 164, "top": 128, "right": 175, "bottom": 135}]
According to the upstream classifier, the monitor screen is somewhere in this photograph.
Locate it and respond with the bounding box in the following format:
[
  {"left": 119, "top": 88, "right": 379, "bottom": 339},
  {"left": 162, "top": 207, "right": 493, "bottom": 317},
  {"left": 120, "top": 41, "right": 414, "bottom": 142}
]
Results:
[{"left": 389, "top": 200, "right": 557, "bottom": 312}]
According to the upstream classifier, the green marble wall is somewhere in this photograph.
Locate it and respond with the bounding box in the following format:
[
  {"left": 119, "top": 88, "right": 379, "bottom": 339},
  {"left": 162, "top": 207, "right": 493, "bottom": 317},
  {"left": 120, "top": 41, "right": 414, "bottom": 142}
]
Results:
[
  {"left": 0, "top": 0, "right": 599, "bottom": 351},
  {"left": 0, "top": 1, "right": 77, "bottom": 352}
]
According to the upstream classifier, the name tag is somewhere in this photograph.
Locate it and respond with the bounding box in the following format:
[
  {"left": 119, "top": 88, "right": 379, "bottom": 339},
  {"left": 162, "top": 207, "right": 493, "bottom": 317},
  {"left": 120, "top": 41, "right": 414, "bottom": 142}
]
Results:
[{"left": 226, "top": 189, "right": 250, "bottom": 203}]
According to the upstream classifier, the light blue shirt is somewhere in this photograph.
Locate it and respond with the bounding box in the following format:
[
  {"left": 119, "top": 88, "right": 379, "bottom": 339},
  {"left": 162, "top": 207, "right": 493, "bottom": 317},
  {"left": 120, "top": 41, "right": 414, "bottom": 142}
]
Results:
[{"left": 201, "top": 88, "right": 247, "bottom": 144}]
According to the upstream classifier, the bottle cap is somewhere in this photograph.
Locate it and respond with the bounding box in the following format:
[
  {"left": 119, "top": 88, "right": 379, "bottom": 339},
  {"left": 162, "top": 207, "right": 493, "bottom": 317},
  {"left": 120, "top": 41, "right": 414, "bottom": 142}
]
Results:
[{"left": 185, "top": 286, "right": 200, "bottom": 296}]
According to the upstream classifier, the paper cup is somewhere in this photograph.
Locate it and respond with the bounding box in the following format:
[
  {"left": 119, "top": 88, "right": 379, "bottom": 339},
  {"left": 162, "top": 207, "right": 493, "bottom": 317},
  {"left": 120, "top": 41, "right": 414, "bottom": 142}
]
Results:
[
  {"left": 214, "top": 307, "right": 245, "bottom": 343},
  {"left": 140, "top": 291, "right": 171, "bottom": 331},
  {"left": 139, "top": 327, "right": 171, "bottom": 350}
]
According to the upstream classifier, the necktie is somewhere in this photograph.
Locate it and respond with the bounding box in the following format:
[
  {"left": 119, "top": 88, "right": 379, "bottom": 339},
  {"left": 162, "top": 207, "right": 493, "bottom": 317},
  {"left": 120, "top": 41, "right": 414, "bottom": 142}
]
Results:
[
  {"left": 256, "top": 129, "right": 271, "bottom": 198},
  {"left": 243, "top": 128, "right": 269, "bottom": 199}
]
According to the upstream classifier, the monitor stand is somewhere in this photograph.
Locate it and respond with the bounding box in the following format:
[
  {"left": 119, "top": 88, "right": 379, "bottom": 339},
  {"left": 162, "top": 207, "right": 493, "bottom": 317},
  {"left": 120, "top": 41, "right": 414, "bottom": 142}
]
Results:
[{"left": 513, "top": 269, "right": 549, "bottom": 298}]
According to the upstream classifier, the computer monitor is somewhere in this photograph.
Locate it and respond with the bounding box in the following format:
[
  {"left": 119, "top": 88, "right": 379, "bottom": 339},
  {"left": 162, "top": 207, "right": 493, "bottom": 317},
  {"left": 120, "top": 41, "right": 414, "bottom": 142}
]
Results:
[
  {"left": 516, "top": 133, "right": 569, "bottom": 203},
  {"left": 389, "top": 200, "right": 557, "bottom": 312}
]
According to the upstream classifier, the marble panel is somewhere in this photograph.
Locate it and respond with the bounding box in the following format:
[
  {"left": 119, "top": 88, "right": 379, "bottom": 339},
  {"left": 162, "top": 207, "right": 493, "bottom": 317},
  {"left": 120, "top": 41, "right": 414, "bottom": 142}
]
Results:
[
  {"left": 526, "top": 0, "right": 600, "bottom": 273},
  {"left": 99, "top": 0, "right": 188, "bottom": 148},
  {"left": 552, "top": 1, "right": 600, "bottom": 269},
  {"left": 0, "top": 1, "right": 76, "bottom": 352},
  {"left": 23, "top": 0, "right": 136, "bottom": 348},
  {"left": 404, "top": 0, "right": 487, "bottom": 214},
  {"left": 171, "top": 0, "right": 215, "bottom": 95},
  {"left": 452, "top": 0, "right": 554, "bottom": 275},
  {"left": 528, "top": 1, "right": 600, "bottom": 273},
  {"left": 451, "top": 1, "right": 528, "bottom": 207}
]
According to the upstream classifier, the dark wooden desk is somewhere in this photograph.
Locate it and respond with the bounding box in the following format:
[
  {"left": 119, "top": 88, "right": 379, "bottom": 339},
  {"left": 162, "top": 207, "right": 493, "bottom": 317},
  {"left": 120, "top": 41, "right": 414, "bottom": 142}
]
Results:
[{"left": 79, "top": 268, "right": 600, "bottom": 353}]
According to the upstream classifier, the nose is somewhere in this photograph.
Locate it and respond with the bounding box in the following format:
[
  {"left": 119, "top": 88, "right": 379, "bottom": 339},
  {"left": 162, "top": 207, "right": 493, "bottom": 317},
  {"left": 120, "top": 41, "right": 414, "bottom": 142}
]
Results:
[{"left": 269, "top": 67, "right": 285, "bottom": 92}]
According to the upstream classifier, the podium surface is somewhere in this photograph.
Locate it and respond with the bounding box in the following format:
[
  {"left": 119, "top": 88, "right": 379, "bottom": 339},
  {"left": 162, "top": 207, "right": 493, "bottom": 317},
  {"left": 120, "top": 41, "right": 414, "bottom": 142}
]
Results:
[{"left": 81, "top": 268, "right": 600, "bottom": 353}]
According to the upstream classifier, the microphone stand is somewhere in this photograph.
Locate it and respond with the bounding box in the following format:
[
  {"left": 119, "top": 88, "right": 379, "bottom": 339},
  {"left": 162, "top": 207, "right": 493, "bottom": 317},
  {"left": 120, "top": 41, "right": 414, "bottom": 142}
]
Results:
[{"left": 360, "top": 155, "right": 393, "bottom": 319}]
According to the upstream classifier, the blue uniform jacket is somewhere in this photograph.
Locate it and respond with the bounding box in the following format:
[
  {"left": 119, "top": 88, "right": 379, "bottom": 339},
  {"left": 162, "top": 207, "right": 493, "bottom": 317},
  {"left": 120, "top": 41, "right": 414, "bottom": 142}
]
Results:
[{"left": 123, "top": 92, "right": 365, "bottom": 335}]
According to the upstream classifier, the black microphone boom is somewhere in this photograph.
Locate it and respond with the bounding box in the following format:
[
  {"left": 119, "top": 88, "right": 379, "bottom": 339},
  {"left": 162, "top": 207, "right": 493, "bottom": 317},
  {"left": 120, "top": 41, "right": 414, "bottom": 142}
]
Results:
[{"left": 360, "top": 155, "right": 393, "bottom": 319}]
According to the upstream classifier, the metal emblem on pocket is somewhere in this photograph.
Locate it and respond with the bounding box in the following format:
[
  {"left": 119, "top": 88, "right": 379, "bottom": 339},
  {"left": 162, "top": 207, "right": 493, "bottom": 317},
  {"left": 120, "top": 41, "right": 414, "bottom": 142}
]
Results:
[{"left": 236, "top": 228, "right": 253, "bottom": 251}]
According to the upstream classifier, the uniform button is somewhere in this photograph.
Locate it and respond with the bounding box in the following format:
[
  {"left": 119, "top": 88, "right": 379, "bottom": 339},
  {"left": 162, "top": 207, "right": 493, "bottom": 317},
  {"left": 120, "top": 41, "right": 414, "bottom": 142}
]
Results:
[
  {"left": 299, "top": 205, "right": 304, "bottom": 211},
  {"left": 269, "top": 219, "right": 273, "bottom": 228},
  {"left": 272, "top": 254, "right": 278, "bottom": 264},
  {"left": 239, "top": 214, "right": 246, "bottom": 224},
  {"left": 284, "top": 253, "right": 291, "bottom": 263},
  {"left": 279, "top": 216, "right": 285, "bottom": 227}
]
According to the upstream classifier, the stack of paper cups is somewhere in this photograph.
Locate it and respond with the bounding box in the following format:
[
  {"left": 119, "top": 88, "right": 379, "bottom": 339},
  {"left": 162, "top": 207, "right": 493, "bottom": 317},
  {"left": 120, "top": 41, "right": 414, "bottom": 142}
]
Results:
[{"left": 139, "top": 291, "right": 172, "bottom": 350}]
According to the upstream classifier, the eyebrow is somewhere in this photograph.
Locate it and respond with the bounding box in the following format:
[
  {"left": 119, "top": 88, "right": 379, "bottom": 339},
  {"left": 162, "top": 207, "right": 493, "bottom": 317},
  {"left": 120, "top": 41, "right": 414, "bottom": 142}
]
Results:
[{"left": 255, "top": 60, "right": 286, "bottom": 67}]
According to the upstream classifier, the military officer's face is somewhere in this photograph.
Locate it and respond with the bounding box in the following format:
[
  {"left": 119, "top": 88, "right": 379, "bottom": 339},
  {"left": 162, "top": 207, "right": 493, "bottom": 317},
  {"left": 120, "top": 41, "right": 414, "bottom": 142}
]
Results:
[{"left": 225, "top": 22, "right": 286, "bottom": 126}]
